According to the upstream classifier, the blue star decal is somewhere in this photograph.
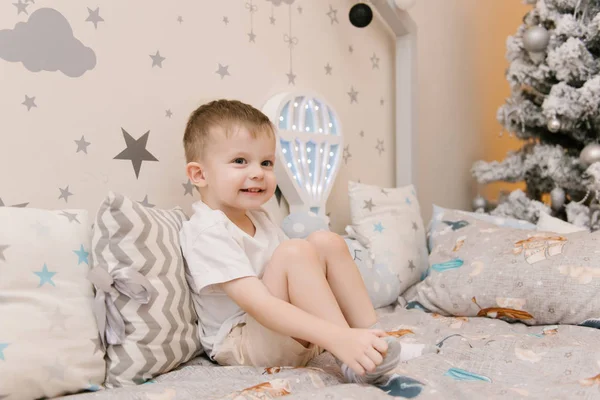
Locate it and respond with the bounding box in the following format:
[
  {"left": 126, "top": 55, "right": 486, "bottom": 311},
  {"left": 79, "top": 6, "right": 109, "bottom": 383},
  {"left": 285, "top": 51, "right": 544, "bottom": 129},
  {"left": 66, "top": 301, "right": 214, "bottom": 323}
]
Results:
[
  {"left": 0, "top": 343, "right": 8, "bottom": 361},
  {"left": 35, "top": 264, "right": 57, "bottom": 287},
  {"left": 73, "top": 245, "right": 90, "bottom": 265},
  {"left": 374, "top": 222, "right": 385, "bottom": 233},
  {"left": 405, "top": 197, "right": 412, "bottom": 205},
  {"left": 87, "top": 383, "right": 101, "bottom": 392}
]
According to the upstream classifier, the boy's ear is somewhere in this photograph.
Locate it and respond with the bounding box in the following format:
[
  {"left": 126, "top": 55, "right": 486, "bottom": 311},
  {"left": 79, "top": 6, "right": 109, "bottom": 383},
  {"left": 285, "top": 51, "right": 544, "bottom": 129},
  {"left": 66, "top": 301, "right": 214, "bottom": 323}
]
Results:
[{"left": 186, "top": 162, "right": 207, "bottom": 188}]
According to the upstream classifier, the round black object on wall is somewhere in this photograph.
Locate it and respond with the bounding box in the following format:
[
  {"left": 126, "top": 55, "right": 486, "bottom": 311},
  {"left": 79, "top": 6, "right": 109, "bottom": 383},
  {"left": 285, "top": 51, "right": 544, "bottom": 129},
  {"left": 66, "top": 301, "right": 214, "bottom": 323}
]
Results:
[{"left": 349, "top": 3, "right": 373, "bottom": 28}]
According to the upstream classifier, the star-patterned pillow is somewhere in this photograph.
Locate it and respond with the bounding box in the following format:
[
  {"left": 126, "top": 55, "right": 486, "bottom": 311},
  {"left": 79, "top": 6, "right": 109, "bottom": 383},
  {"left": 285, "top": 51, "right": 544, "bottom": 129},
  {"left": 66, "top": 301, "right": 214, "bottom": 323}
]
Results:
[
  {"left": 0, "top": 206, "right": 105, "bottom": 399},
  {"left": 346, "top": 181, "right": 429, "bottom": 307}
]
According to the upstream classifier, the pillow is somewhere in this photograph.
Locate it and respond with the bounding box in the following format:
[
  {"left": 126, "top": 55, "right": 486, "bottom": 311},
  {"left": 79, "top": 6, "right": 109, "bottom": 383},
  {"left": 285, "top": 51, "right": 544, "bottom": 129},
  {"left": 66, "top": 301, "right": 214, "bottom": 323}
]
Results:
[
  {"left": 537, "top": 211, "right": 587, "bottom": 234},
  {"left": 344, "top": 238, "right": 401, "bottom": 309},
  {"left": 346, "top": 181, "right": 428, "bottom": 305},
  {"left": 427, "top": 205, "right": 536, "bottom": 251},
  {"left": 406, "top": 209, "right": 600, "bottom": 326},
  {"left": 281, "top": 211, "right": 329, "bottom": 239},
  {"left": 0, "top": 207, "right": 104, "bottom": 399},
  {"left": 89, "top": 192, "right": 201, "bottom": 388}
]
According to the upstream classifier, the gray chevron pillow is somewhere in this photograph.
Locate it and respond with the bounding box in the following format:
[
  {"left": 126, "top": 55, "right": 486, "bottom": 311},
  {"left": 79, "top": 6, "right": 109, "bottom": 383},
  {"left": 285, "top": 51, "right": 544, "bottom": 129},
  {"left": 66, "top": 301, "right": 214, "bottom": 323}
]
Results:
[{"left": 90, "top": 192, "right": 201, "bottom": 388}]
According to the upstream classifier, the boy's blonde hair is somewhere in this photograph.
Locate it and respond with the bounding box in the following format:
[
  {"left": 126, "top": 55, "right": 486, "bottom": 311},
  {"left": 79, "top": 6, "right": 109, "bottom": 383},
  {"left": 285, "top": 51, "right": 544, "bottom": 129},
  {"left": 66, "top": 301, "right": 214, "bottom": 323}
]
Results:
[{"left": 183, "top": 99, "right": 275, "bottom": 163}]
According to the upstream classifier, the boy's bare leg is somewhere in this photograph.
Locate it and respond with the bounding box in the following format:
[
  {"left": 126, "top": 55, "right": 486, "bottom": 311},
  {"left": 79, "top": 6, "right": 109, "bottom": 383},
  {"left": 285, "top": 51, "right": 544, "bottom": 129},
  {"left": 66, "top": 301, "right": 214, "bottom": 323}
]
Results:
[
  {"left": 306, "top": 231, "right": 377, "bottom": 329},
  {"left": 262, "top": 239, "right": 350, "bottom": 348}
]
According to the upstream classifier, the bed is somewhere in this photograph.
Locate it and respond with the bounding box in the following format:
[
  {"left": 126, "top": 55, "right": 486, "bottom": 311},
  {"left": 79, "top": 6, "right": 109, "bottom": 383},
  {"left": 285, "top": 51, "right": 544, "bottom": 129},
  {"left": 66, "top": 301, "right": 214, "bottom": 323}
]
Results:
[{"left": 65, "top": 305, "right": 600, "bottom": 399}]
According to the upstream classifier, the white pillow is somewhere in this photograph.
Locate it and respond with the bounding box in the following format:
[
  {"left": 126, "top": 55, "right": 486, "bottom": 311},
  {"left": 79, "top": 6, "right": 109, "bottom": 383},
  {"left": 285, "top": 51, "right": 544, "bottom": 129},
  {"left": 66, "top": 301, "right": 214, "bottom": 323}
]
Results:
[
  {"left": 0, "top": 207, "right": 105, "bottom": 399},
  {"left": 346, "top": 181, "right": 429, "bottom": 305},
  {"left": 537, "top": 211, "right": 587, "bottom": 234}
]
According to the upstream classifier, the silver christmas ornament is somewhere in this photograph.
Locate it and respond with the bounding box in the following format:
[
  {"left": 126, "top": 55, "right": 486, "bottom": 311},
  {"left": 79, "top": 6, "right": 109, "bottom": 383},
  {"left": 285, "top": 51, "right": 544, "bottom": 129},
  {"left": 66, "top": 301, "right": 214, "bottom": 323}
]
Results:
[
  {"left": 547, "top": 117, "right": 560, "bottom": 133},
  {"left": 580, "top": 143, "right": 600, "bottom": 167},
  {"left": 472, "top": 195, "right": 487, "bottom": 211},
  {"left": 523, "top": 25, "right": 550, "bottom": 52},
  {"left": 550, "top": 187, "right": 566, "bottom": 211}
]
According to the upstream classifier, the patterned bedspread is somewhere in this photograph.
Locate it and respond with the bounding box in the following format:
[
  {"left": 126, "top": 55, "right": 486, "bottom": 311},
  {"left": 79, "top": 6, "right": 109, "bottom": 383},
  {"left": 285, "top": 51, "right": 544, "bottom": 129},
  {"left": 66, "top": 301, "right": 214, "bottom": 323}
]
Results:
[{"left": 64, "top": 306, "right": 600, "bottom": 400}]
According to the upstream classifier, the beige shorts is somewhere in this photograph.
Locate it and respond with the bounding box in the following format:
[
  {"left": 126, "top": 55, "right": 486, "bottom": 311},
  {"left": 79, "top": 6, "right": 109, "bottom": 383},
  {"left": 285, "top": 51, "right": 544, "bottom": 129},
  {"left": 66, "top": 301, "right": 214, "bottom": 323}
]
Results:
[{"left": 214, "top": 316, "right": 323, "bottom": 368}]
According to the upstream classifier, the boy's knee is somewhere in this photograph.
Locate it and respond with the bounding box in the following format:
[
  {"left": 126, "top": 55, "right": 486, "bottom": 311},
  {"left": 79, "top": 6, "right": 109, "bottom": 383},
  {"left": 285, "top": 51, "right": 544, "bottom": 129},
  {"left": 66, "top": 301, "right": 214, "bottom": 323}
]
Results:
[
  {"left": 273, "top": 238, "right": 318, "bottom": 260},
  {"left": 306, "top": 231, "right": 346, "bottom": 252}
]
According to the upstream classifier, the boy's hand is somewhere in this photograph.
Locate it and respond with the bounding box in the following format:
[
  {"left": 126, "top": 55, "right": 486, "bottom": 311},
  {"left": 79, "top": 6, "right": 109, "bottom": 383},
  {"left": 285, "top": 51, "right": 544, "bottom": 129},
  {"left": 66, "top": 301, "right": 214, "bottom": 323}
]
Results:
[{"left": 328, "top": 328, "right": 388, "bottom": 376}]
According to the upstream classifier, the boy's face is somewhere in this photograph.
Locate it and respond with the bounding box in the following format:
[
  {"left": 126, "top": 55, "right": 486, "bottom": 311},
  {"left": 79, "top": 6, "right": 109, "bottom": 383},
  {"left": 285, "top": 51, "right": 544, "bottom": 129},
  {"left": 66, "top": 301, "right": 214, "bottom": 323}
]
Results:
[{"left": 189, "top": 125, "right": 277, "bottom": 212}]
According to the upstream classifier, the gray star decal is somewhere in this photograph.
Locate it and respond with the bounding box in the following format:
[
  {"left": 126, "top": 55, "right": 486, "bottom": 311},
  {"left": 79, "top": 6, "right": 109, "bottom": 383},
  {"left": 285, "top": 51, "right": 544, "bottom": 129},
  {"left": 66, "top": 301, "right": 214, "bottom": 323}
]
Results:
[
  {"left": 223, "top": 16, "right": 229, "bottom": 25},
  {"left": 138, "top": 195, "right": 155, "bottom": 208},
  {"left": 348, "top": 45, "right": 354, "bottom": 53},
  {"left": 363, "top": 198, "right": 375, "bottom": 212},
  {"left": 359, "top": 130, "right": 365, "bottom": 137},
  {"left": 177, "top": 16, "right": 183, "bottom": 24},
  {"left": 381, "top": 188, "right": 389, "bottom": 196},
  {"left": 248, "top": 31, "right": 256, "bottom": 42},
  {"left": 60, "top": 211, "right": 80, "bottom": 224},
  {"left": 412, "top": 222, "right": 418, "bottom": 231},
  {"left": 91, "top": 337, "right": 103, "bottom": 354},
  {"left": 408, "top": 260, "right": 416, "bottom": 271},
  {"left": 183, "top": 179, "right": 195, "bottom": 196},
  {"left": 0, "top": 198, "right": 28, "bottom": 207},
  {"left": 326, "top": 5, "right": 338, "bottom": 24},
  {"left": 86, "top": 7, "right": 104, "bottom": 29},
  {"left": 150, "top": 51, "right": 166, "bottom": 68},
  {"left": 58, "top": 186, "right": 73, "bottom": 203},
  {"left": 270, "top": 16, "right": 276, "bottom": 24},
  {"left": 165, "top": 109, "right": 173, "bottom": 118},
  {"left": 342, "top": 145, "right": 351, "bottom": 164},
  {"left": 114, "top": 129, "right": 159, "bottom": 179},
  {"left": 298, "top": 6, "right": 303, "bottom": 13},
  {"left": 0, "top": 245, "right": 9, "bottom": 262},
  {"left": 22, "top": 95, "right": 37, "bottom": 111},
  {"left": 347, "top": 86, "right": 358, "bottom": 103},
  {"left": 13, "top": 0, "right": 29, "bottom": 15},
  {"left": 324, "top": 63, "right": 332, "bottom": 75},
  {"left": 380, "top": 98, "right": 385, "bottom": 106},
  {"left": 216, "top": 63, "right": 230, "bottom": 79},
  {"left": 74, "top": 135, "right": 91, "bottom": 154},
  {"left": 375, "top": 139, "right": 385, "bottom": 155},
  {"left": 370, "top": 53, "right": 380, "bottom": 69},
  {"left": 287, "top": 71, "right": 296, "bottom": 85},
  {"left": 31, "top": 220, "right": 50, "bottom": 236}
]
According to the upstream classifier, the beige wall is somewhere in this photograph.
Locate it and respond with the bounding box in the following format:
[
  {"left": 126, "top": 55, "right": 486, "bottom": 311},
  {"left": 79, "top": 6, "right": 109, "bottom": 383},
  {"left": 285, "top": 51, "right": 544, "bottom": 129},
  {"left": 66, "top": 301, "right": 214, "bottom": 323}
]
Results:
[{"left": 411, "top": 0, "right": 529, "bottom": 222}]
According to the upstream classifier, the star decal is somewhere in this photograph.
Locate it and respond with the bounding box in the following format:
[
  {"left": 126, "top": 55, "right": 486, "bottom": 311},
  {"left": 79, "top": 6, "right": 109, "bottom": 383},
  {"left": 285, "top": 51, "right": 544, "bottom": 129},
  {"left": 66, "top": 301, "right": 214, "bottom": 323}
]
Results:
[
  {"left": 381, "top": 188, "right": 389, "bottom": 196},
  {"left": 374, "top": 222, "right": 385, "bottom": 233},
  {"left": 375, "top": 139, "right": 385, "bottom": 155},
  {"left": 0, "top": 245, "right": 9, "bottom": 262},
  {"left": 326, "top": 5, "right": 338, "bottom": 24},
  {"left": 177, "top": 16, "right": 183, "bottom": 24},
  {"left": 359, "top": 130, "right": 365, "bottom": 138},
  {"left": 270, "top": 16, "right": 276, "bottom": 24},
  {"left": 0, "top": 343, "right": 9, "bottom": 361},
  {"left": 183, "top": 179, "right": 195, "bottom": 196},
  {"left": 412, "top": 222, "right": 418, "bottom": 231},
  {"left": 49, "top": 306, "right": 68, "bottom": 330},
  {"left": 223, "top": 16, "right": 229, "bottom": 25},
  {"left": 13, "top": 0, "right": 28, "bottom": 15},
  {"left": 58, "top": 186, "right": 73, "bottom": 203},
  {"left": 74, "top": 135, "right": 91, "bottom": 154},
  {"left": 405, "top": 197, "right": 412, "bottom": 205},
  {"left": 86, "top": 7, "right": 104, "bottom": 29},
  {"left": 343, "top": 145, "right": 351, "bottom": 164},
  {"left": 22, "top": 95, "right": 37, "bottom": 111},
  {"left": 363, "top": 198, "right": 375, "bottom": 212},
  {"left": 60, "top": 211, "right": 80, "bottom": 224},
  {"left": 73, "top": 244, "right": 89, "bottom": 265},
  {"left": 138, "top": 195, "right": 156, "bottom": 208},
  {"left": 248, "top": 31, "right": 256, "bottom": 42},
  {"left": 324, "top": 63, "right": 332, "bottom": 75},
  {"left": 348, "top": 45, "right": 354, "bottom": 53},
  {"left": 35, "top": 264, "right": 57, "bottom": 287},
  {"left": 380, "top": 97, "right": 385, "bottom": 106},
  {"left": 408, "top": 260, "right": 416, "bottom": 271},
  {"left": 0, "top": 198, "right": 28, "bottom": 207},
  {"left": 31, "top": 220, "right": 50, "bottom": 236},
  {"left": 165, "top": 109, "right": 173, "bottom": 118},
  {"left": 150, "top": 51, "right": 166, "bottom": 68},
  {"left": 216, "top": 63, "right": 230, "bottom": 79},
  {"left": 287, "top": 71, "right": 296, "bottom": 85},
  {"left": 347, "top": 86, "right": 358, "bottom": 103},
  {"left": 298, "top": 6, "right": 303, "bottom": 14},
  {"left": 370, "top": 53, "right": 380, "bottom": 69},
  {"left": 114, "top": 129, "right": 159, "bottom": 179}
]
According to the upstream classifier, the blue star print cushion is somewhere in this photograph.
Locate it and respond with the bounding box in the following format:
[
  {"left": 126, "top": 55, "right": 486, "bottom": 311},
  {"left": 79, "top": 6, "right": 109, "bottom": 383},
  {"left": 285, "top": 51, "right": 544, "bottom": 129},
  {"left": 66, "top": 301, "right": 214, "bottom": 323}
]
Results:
[{"left": 0, "top": 207, "right": 105, "bottom": 399}]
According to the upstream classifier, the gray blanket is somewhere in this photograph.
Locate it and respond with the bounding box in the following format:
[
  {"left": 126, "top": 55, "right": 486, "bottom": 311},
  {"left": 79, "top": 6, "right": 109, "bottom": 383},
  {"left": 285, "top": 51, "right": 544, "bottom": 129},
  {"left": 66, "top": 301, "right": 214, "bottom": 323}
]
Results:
[{"left": 63, "top": 306, "right": 600, "bottom": 399}]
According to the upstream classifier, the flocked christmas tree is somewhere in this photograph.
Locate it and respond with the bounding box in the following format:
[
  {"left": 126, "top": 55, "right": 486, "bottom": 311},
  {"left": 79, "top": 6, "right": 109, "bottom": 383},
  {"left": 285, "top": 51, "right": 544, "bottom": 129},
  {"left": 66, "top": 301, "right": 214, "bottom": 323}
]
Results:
[{"left": 472, "top": 0, "right": 600, "bottom": 231}]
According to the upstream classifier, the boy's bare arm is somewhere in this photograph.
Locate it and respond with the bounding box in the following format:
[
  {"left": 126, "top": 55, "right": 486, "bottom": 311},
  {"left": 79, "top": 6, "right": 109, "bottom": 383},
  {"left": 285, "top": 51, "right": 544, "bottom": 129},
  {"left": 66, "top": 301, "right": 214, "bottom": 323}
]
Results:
[{"left": 220, "top": 276, "right": 342, "bottom": 349}]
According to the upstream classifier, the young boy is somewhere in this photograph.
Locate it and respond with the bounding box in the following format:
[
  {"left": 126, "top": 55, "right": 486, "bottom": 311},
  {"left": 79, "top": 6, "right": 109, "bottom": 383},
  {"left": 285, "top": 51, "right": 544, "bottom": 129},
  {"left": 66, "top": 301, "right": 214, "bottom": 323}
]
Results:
[{"left": 179, "top": 99, "right": 402, "bottom": 384}]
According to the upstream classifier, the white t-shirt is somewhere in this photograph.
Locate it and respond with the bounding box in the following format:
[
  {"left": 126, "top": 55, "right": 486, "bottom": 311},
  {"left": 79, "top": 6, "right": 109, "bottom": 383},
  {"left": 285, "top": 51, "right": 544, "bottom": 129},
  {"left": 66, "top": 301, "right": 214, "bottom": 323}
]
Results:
[{"left": 179, "top": 201, "right": 287, "bottom": 359}]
